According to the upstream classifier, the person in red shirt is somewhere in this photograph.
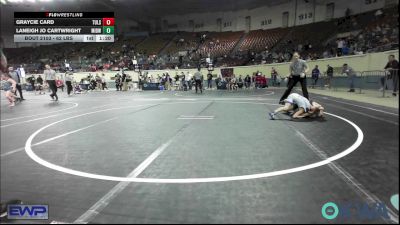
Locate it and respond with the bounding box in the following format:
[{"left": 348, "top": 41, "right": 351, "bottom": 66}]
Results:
[
  {"left": 255, "top": 73, "right": 263, "bottom": 89},
  {"left": 56, "top": 78, "right": 64, "bottom": 92},
  {"left": 262, "top": 75, "right": 268, "bottom": 88}
]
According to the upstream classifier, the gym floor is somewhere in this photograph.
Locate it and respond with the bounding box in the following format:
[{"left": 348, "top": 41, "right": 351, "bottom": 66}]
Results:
[{"left": 1, "top": 88, "right": 398, "bottom": 224}]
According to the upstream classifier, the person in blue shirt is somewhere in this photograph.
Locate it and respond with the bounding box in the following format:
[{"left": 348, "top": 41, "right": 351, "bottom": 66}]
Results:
[
  {"left": 311, "top": 65, "right": 320, "bottom": 89},
  {"left": 342, "top": 45, "right": 350, "bottom": 56}
]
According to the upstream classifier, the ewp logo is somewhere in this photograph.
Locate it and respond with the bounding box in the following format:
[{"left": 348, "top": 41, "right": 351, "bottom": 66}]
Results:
[
  {"left": 321, "top": 201, "right": 390, "bottom": 222},
  {"left": 7, "top": 205, "right": 48, "bottom": 220}
]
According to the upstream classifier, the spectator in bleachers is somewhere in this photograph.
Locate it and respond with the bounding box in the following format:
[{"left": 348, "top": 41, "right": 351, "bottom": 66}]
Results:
[
  {"left": 375, "top": 9, "right": 383, "bottom": 18},
  {"left": 342, "top": 45, "right": 350, "bottom": 56}
]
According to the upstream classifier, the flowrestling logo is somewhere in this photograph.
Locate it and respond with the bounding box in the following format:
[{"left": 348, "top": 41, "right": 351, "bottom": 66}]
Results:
[
  {"left": 7, "top": 205, "right": 48, "bottom": 220},
  {"left": 321, "top": 201, "right": 391, "bottom": 221}
]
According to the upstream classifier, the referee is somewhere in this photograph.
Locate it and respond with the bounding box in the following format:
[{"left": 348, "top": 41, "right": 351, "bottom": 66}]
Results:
[
  {"left": 279, "top": 52, "right": 309, "bottom": 104},
  {"left": 44, "top": 64, "right": 58, "bottom": 101}
]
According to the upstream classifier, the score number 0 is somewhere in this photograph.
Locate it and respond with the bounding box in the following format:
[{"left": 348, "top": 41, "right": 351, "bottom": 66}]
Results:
[
  {"left": 102, "top": 18, "right": 115, "bottom": 34},
  {"left": 102, "top": 18, "right": 115, "bottom": 26}
]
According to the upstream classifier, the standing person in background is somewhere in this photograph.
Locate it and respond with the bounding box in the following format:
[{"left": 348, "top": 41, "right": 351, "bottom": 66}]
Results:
[
  {"left": 28, "top": 75, "right": 35, "bottom": 91},
  {"left": 180, "top": 72, "right": 186, "bottom": 91},
  {"left": 382, "top": 54, "right": 399, "bottom": 96},
  {"left": 255, "top": 73, "right": 262, "bottom": 89},
  {"left": 65, "top": 72, "right": 73, "bottom": 96},
  {"left": 279, "top": 52, "right": 309, "bottom": 104},
  {"left": 271, "top": 67, "right": 278, "bottom": 87},
  {"left": 194, "top": 68, "right": 203, "bottom": 94},
  {"left": 342, "top": 64, "right": 356, "bottom": 92},
  {"left": 244, "top": 75, "right": 251, "bottom": 89},
  {"left": 311, "top": 65, "right": 320, "bottom": 89},
  {"left": 8, "top": 66, "right": 25, "bottom": 101},
  {"left": 36, "top": 74, "right": 44, "bottom": 95},
  {"left": 326, "top": 64, "right": 334, "bottom": 89},
  {"left": 95, "top": 73, "right": 102, "bottom": 90},
  {"left": 122, "top": 71, "right": 127, "bottom": 91},
  {"left": 263, "top": 75, "right": 268, "bottom": 88},
  {"left": 174, "top": 73, "right": 180, "bottom": 84},
  {"left": 186, "top": 71, "right": 193, "bottom": 91},
  {"left": 44, "top": 64, "right": 58, "bottom": 101},
  {"left": 230, "top": 75, "right": 237, "bottom": 91},
  {"left": 207, "top": 72, "right": 213, "bottom": 89},
  {"left": 237, "top": 75, "right": 244, "bottom": 89},
  {"left": 251, "top": 73, "right": 257, "bottom": 89},
  {"left": 165, "top": 73, "right": 170, "bottom": 91},
  {"left": 101, "top": 73, "right": 108, "bottom": 90},
  {"left": 115, "top": 73, "right": 122, "bottom": 91}
]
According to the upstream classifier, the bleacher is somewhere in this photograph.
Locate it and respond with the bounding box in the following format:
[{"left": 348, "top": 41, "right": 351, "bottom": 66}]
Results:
[
  {"left": 163, "top": 32, "right": 199, "bottom": 56},
  {"left": 272, "top": 20, "right": 336, "bottom": 58},
  {"left": 196, "top": 31, "right": 243, "bottom": 58},
  {"left": 238, "top": 28, "right": 288, "bottom": 53},
  {"left": 135, "top": 33, "right": 175, "bottom": 55},
  {"left": 109, "top": 36, "right": 146, "bottom": 53}
]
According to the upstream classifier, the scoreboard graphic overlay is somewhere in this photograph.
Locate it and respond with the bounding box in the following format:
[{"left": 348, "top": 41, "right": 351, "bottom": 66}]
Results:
[{"left": 14, "top": 12, "right": 115, "bottom": 43}]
